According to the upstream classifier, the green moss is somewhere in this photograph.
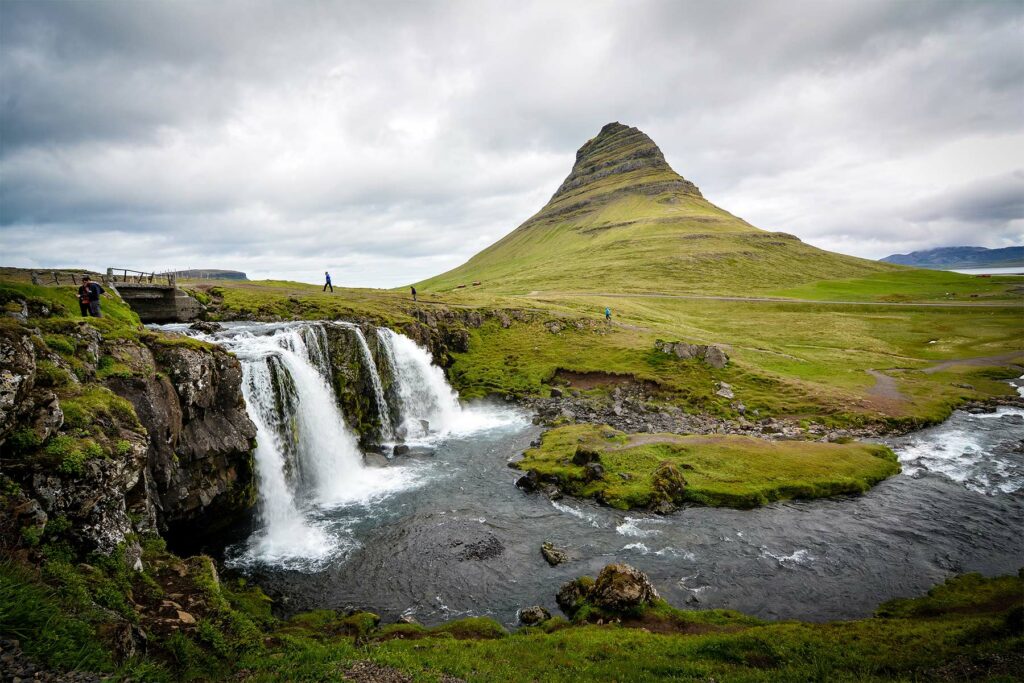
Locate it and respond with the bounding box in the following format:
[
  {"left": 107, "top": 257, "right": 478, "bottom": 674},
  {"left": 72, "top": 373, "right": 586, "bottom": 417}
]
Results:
[
  {"left": 516, "top": 424, "right": 901, "bottom": 509},
  {"left": 6, "top": 428, "right": 41, "bottom": 456}
]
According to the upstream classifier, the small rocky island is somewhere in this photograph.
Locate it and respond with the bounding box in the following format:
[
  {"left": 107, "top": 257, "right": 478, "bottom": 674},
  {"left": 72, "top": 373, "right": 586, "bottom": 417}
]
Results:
[{"left": 514, "top": 424, "right": 900, "bottom": 511}]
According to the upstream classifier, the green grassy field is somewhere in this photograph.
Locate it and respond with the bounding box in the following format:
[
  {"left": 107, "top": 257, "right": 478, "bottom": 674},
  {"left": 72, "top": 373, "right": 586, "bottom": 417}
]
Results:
[{"left": 514, "top": 424, "right": 900, "bottom": 509}]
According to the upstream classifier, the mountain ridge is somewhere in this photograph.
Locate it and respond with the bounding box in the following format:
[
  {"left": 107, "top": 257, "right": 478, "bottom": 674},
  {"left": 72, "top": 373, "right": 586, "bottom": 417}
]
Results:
[
  {"left": 881, "top": 246, "right": 1024, "bottom": 269},
  {"left": 416, "top": 122, "right": 894, "bottom": 295}
]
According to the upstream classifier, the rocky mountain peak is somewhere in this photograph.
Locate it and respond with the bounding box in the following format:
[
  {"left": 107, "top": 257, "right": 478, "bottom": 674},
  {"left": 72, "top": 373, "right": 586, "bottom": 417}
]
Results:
[{"left": 550, "top": 122, "right": 701, "bottom": 201}]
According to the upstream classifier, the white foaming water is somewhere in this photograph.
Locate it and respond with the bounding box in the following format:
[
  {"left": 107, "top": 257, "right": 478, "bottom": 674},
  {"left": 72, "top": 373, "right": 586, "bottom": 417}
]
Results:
[
  {"left": 204, "top": 324, "right": 421, "bottom": 568},
  {"left": 377, "top": 328, "right": 461, "bottom": 438},
  {"left": 551, "top": 500, "right": 604, "bottom": 528},
  {"left": 760, "top": 547, "right": 815, "bottom": 567},
  {"left": 376, "top": 328, "right": 527, "bottom": 442},
  {"left": 616, "top": 516, "right": 665, "bottom": 538},
  {"left": 892, "top": 403, "right": 1024, "bottom": 496}
]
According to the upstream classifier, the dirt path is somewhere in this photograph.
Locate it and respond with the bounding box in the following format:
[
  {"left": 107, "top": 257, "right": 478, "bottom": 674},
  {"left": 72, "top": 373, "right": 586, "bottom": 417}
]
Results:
[
  {"left": 527, "top": 291, "right": 1023, "bottom": 309},
  {"left": 866, "top": 369, "right": 908, "bottom": 404}
]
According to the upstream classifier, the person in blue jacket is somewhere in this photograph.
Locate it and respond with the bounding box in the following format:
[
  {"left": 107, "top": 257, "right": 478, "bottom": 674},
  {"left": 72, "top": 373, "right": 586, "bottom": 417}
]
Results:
[
  {"left": 323, "top": 271, "right": 333, "bottom": 293},
  {"left": 605, "top": 307, "right": 611, "bottom": 323}
]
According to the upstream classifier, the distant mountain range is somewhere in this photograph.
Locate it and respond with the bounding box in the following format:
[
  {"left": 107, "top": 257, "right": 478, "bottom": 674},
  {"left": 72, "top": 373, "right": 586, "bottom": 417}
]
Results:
[{"left": 881, "top": 246, "right": 1024, "bottom": 270}]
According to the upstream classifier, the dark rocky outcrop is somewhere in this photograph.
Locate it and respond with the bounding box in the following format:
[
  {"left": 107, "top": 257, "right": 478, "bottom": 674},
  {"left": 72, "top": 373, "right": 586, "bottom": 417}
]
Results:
[
  {"left": 323, "top": 324, "right": 391, "bottom": 445},
  {"left": 590, "top": 564, "right": 660, "bottom": 611},
  {"left": 558, "top": 564, "right": 660, "bottom": 619},
  {"left": 0, "top": 302, "right": 257, "bottom": 565},
  {"left": 518, "top": 606, "right": 551, "bottom": 625},
  {"left": 114, "top": 340, "right": 257, "bottom": 542}
]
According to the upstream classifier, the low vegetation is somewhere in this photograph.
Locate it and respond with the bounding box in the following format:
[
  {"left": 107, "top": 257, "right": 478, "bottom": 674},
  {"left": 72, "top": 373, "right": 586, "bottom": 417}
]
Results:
[{"left": 515, "top": 424, "right": 900, "bottom": 509}]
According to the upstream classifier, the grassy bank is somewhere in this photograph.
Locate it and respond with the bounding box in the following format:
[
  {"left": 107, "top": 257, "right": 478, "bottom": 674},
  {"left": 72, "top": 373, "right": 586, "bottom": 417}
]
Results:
[
  {"left": 513, "top": 424, "right": 900, "bottom": 509},
  {"left": 2, "top": 547, "right": 1020, "bottom": 682}
]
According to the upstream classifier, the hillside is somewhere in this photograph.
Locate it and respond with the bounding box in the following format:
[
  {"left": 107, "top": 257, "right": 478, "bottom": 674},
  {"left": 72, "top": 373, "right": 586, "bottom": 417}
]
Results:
[
  {"left": 881, "top": 245, "right": 1024, "bottom": 269},
  {"left": 415, "top": 122, "right": 896, "bottom": 295}
]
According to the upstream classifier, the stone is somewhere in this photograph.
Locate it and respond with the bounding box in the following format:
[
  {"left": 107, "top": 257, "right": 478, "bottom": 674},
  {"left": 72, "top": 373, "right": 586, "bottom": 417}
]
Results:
[
  {"left": 654, "top": 339, "right": 729, "bottom": 368},
  {"left": 651, "top": 461, "right": 687, "bottom": 504},
  {"left": 397, "top": 614, "right": 420, "bottom": 625},
  {"left": 556, "top": 577, "right": 593, "bottom": 617},
  {"left": 188, "top": 320, "right": 222, "bottom": 334},
  {"left": 515, "top": 469, "right": 540, "bottom": 492},
  {"left": 571, "top": 446, "right": 601, "bottom": 466},
  {"left": 583, "top": 462, "right": 605, "bottom": 482},
  {"left": 176, "top": 610, "right": 197, "bottom": 625},
  {"left": 549, "top": 387, "right": 563, "bottom": 398},
  {"left": 541, "top": 541, "right": 568, "bottom": 566},
  {"left": 715, "top": 382, "right": 734, "bottom": 399},
  {"left": 542, "top": 484, "right": 562, "bottom": 501},
  {"left": 519, "top": 606, "right": 551, "bottom": 625},
  {"left": 590, "top": 564, "right": 660, "bottom": 611},
  {"left": 392, "top": 444, "right": 411, "bottom": 456}
]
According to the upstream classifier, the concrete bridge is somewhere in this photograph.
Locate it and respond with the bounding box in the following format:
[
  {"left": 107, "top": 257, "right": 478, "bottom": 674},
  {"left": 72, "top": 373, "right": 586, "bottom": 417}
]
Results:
[{"left": 104, "top": 268, "right": 203, "bottom": 323}]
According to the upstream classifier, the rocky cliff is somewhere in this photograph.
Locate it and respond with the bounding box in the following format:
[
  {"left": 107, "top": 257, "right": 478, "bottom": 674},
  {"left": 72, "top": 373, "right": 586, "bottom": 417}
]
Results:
[{"left": 0, "top": 288, "right": 256, "bottom": 566}]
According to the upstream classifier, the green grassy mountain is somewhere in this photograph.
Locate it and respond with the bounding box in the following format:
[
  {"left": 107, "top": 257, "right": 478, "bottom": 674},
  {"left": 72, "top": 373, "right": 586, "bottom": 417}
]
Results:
[{"left": 416, "top": 122, "right": 896, "bottom": 295}]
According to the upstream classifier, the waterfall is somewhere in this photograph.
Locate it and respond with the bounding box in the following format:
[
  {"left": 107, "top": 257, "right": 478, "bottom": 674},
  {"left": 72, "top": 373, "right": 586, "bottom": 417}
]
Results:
[
  {"left": 338, "top": 323, "right": 394, "bottom": 442},
  {"left": 377, "top": 327, "right": 462, "bottom": 438},
  {"left": 198, "top": 322, "right": 416, "bottom": 567}
]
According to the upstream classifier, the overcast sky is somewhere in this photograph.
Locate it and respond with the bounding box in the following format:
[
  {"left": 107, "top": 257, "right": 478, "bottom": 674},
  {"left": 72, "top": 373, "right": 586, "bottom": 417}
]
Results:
[{"left": 1, "top": 0, "right": 1022, "bottom": 287}]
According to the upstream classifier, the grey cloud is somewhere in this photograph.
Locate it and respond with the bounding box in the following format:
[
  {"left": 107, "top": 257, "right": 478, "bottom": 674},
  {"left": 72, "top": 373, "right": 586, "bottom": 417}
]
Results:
[{"left": 1, "top": 0, "right": 1022, "bottom": 286}]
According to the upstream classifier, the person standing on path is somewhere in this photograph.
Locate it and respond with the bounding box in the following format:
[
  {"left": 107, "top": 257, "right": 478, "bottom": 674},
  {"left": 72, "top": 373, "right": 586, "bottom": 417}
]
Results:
[
  {"left": 78, "top": 275, "right": 105, "bottom": 317},
  {"left": 323, "top": 271, "right": 333, "bottom": 293},
  {"left": 411, "top": 286, "right": 417, "bottom": 302},
  {"left": 604, "top": 307, "right": 611, "bottom": 323}
]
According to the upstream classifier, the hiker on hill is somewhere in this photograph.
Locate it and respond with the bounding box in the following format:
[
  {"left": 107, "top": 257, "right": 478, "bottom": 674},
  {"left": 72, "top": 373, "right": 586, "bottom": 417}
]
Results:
[
  {"left": 78, "top": 275, "right": 105, "bottom": 317},
  {"left": 411, "top": 286, "right": 417, "bottom": 302},
  {"left": 605, "top": 307, "right": 611, "bottom": 323},
  {"left": 323, "top": 271, "right": 333, "bottom": 293}
]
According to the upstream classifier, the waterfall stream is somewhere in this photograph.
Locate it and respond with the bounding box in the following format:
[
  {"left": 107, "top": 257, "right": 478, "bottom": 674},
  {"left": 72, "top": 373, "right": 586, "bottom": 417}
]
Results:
[{"left": 169, "top": 320, "right": 516, "bottom": 569}]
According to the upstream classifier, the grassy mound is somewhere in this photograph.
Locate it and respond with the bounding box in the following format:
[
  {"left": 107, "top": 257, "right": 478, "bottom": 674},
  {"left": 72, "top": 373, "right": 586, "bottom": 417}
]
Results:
[{"left": 514, "top": 424, "right": 901, "bottom": 509}]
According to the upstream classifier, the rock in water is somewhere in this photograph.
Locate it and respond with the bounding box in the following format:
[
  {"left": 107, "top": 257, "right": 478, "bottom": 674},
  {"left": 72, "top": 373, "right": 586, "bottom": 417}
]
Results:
[
  {"left": 541, "top": 541, "right": 568, "bottom": 566},
  {"left": 515, "top": 469, "right": 540, "bottom": 492},
  {"left": 556, "top": 577, "right": 594, "bottom": 617},
  {"left": 590, "top": 564, "right": 660, "bottom": 611},
  {"left": 519, "top": 606, "right": 551, "bottom": 625},
  {"left": 392, "top": 444, "right": 411, "bottom": 456}
]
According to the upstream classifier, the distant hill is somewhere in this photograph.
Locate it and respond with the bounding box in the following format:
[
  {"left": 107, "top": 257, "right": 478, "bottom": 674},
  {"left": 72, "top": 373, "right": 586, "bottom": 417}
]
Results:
[
  {"left": 881, "top": 246, "right": 1024, "bottom": 269},
  {"left": 415, "top": 122, "right": 894, "bottom": 295},
  {"left": 170, "top": 269, "right": 248, "bottom": 280}
]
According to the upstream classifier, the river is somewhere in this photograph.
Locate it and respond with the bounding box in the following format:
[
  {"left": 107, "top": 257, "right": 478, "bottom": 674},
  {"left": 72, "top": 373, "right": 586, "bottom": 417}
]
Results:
[{"left": 166, "top": 322, "right": 1024, "bottom": 627}]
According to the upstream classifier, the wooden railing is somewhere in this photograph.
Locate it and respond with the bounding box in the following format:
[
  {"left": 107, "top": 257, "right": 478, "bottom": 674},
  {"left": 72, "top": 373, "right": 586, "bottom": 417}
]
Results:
[
  {"left": 104, "top": 268, "right": 176, "bottom": 287},
  {"left": 30, "top": 270, "right": 92, "bottom": 286}
]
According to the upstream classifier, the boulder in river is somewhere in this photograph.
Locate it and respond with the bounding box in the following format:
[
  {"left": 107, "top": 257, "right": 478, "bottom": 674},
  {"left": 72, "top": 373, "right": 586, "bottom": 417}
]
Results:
[
  {"left": 515, "top": 469, "right": 540, "bottom": 492},
  {"left": 519, "top": 606, "right": 551, "bottom": 625},
  {"left": 393, "top": 444, "right": 411, "bottom": 456},
  {"left": 541, "top": 541, "right": 568, "bottom": 566},
  {"left": 590, "top": 563, "right": 660, "bottom": 611}
]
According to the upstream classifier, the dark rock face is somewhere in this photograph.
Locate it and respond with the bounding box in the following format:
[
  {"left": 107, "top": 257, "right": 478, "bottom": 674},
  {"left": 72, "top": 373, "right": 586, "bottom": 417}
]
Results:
[
  {"left": 551, "top": 122, "right": 702, "bottom": 202},
  {"left": 590, "top": 563, "right": 660, "bottom": 611},
  {"left": 515, "top": 469, "right": 540, "bottom": 492},
  {"left": 572, "top": 446, "right": 601, "bottom": 466},
  {"left": 115, "top": 341, "right": 257, "bottom": 540},
  {"left": 519, "top": 606, "right": 551, "bottom": 625},
  {"left": 323, "top": 324, "right": 391, "bottom": 444},
  {"left": 0, "top": 305, "right": 257, "bottom": 565}
]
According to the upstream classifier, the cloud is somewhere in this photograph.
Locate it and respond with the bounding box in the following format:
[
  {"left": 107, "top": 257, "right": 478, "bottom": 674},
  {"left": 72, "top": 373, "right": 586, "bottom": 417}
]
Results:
[{"left": 1, "top": 0, "right": 1022, "bottom": 285}]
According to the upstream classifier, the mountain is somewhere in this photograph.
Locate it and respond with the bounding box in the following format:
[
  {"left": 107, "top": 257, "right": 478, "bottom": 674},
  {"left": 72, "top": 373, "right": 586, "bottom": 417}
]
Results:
[
  {"left": 416, "top": 122, "right": 894, "bottom": 295},
  {"left": 881, "top": 246, "right": 1024, "bottom": 270}
]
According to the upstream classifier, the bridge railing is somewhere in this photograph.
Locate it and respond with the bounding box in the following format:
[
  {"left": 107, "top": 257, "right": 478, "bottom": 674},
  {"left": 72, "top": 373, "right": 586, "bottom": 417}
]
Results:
[
  {"left": 30, "top": 270, "right": 92, "bottom": 286},
  {"left": 105, "top": 268, "right": 176, "bottom": 287}
]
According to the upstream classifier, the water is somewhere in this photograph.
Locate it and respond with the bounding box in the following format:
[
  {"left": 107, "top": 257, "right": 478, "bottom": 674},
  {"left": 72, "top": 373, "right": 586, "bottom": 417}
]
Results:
[
  {"left": 162, "top": 322, "right": 1024, "bottom": 626},
  {"left": 241, "top": 405, "right": 1023, "bottom": 627},
  {"left": 948, "top": 266, "right": 1024, "bottom": 275}
]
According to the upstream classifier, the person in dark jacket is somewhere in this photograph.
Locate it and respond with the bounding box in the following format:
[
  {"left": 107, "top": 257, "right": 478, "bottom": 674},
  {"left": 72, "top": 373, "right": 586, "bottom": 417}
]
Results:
[
  {"left": 323, "top": 271, "right": 333, "bottom": 293},
  {"left": 78, "top": 276, "right": 105, "bottom": 317},
  {"left": 411, "top": 286, "right": 417, "bottom": 302}
]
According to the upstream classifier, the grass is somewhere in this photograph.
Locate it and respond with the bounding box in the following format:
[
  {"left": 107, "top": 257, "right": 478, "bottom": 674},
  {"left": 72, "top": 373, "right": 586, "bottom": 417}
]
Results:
[{"left": 514, "top": 424, "right": 900, "bottom": 509}]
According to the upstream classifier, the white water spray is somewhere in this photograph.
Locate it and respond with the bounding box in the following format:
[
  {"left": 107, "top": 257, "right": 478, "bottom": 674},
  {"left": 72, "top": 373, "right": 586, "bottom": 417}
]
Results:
[
  {"left": 377, "top": 328, "right": 461, "bottom": 437},
  {"left": 339, "top": 323, "right": 394, "bottom": 441}
]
